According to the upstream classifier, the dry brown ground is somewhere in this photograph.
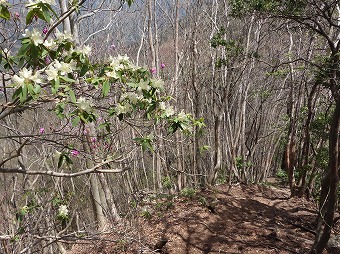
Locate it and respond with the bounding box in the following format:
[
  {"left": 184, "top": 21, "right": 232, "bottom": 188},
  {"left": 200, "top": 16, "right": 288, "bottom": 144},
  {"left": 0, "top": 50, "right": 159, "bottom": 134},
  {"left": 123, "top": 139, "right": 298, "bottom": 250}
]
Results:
[{"left": 68, "top": 184, "right": 339, "bottom": 254}]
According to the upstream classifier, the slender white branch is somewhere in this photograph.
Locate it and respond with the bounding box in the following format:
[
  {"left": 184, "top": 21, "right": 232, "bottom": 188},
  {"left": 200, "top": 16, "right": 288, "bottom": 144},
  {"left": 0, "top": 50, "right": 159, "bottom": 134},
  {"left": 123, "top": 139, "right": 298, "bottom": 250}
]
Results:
[
  {"left": 0, "top": 158, "right": 130, "bottom": 177},
  {"left": 83, "top": 19, "right": 114, "bottom": 45}
]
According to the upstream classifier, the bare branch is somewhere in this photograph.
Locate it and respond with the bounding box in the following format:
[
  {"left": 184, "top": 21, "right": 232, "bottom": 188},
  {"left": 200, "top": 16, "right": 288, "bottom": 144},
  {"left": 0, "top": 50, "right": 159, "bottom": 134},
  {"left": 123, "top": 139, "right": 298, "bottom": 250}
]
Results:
[{"left": 0, "top": 158, "right": 130, "bottom": 177}]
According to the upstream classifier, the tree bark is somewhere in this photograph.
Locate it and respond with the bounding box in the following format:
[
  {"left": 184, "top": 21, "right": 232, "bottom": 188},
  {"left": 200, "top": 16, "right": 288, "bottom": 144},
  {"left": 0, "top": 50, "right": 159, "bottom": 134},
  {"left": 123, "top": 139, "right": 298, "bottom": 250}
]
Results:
[{"left": 311, "top": 97, "right": 340, "bottom": 253}]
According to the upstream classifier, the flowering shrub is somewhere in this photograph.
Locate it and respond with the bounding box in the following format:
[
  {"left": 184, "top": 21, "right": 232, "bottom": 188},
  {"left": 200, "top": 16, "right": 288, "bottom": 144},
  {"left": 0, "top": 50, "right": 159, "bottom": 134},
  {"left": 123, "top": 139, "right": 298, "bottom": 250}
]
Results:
[
  {"left": 0, "top": 0, "right": 204, "bottom": 252},
  {"left": 0, "top": 0, "right": 198, "bottom": 163}
]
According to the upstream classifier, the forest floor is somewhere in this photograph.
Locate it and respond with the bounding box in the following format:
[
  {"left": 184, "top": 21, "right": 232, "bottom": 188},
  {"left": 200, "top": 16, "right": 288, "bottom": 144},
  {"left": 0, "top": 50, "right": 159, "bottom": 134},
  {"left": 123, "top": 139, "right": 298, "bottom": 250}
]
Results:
[{"left": 68, "top": 183, "right": 339, "bottom": 254}]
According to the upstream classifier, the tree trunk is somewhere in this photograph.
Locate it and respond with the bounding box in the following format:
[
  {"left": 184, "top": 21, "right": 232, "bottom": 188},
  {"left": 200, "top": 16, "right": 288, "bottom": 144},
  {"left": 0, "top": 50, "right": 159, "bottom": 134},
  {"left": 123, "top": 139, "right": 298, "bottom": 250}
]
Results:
[
  {"left": 147, "top": 0, "right": 156, "bottom": 72},
  {"left": 208, "top": 113, "right": 222, "bottom": 185},
  {"left": 58, "top": 0, "right": 71, "bottom": 33},
  {"left": 311, "top": 97, "right": 340, "bottom": 253}
]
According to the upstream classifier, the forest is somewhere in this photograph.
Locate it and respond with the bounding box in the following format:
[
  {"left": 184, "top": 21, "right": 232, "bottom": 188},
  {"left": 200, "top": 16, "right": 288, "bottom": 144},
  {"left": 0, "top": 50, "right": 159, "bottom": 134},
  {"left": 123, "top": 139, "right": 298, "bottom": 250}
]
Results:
[{"left": 0, "top": 0, "right": 339, "bottom": 253}]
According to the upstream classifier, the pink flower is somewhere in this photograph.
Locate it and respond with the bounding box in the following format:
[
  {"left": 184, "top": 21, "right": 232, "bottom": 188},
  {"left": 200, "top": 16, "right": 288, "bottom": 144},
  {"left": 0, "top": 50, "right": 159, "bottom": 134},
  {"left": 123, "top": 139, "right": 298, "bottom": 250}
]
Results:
[
  {"left": 39, "top": 127, "right": 45, "bottom": 134},
  {"left": 42, "top": 27, "right": 48, "bottom": 34},
  {"left": 110, "top": 44, "right": 116, "bottom": 50},
  {"left": 14, "top": 12, "right": 20, "bottom": 19},
  {"left": 160, "top": 63, "right": 165, "bottom": 69},
  {"left": 151, "top": 67, "right": 157, "bottom": 74},
  {"left": 91, "top": 137, "right": 97, "bottom": 143},
  {"left": 45, "top": 57, "right": 51, "bottom": 65},
  {"left": 71, "top": 149, "right": 80, "bottom": 156}
]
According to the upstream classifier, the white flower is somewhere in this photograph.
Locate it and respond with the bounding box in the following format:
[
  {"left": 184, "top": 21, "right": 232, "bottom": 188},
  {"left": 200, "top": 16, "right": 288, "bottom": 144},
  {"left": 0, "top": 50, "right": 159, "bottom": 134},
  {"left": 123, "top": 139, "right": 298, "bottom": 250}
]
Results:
[
  {"left": 12, "top": 68, "right": 42, "bottom": 86},
  {"left": 159, "top": 102, "right": 166, "bottom": 110},
  {"left": 77, "top": 97, "right": 92, "bottom": 112},
  {"left": 115, "top": 64, "right": 125, "bottom": 71},
  {"left": 58, "top": 62, "right": 73, "bottom": 75},
  {"left": 138, "top": 80, "right": 150, "bottom": 90},
  {"left": 52, "top": 60, "right": 74, "bottom": 75},
  {"left": 164, "top": 106, "right": 175, "bottom": 117},
  {"left": 58, "top": 205, "right": 68, "bottom": 217},
  {"left": 43, "top": 38, "right": 56, "bottom": 48},
  {"left": 20, "top": 68, "right": 33, "bottom": 79},
  {"left": 12, "top": 75, "right": 25, "bottom": 85},
  {"left": 116, "top": 54, "right": 129, "bottom": 63},
  {"left": 55, "top": 28, "right": 73, "bottom": 42},
  {"left": 105, "top": 70, "right": 119, "bottom": 79},
  {"left": 69, "top": 60, "right": 77, "bottom": 71},
  {"left": 30, "top": 71, "right": 43, "bottom": 84},
  {"left": 150, "top": 79, "right": 164, "bottom": 89},
  {"left": 79, "top": 45, "right": 91, "bottom": 56},
  {"left": 121, "top": 92, "right": 141, "bottom": 104},
  {"left": 0, "top": 0, "right": 7, "bottom": 5},
  {"left": 177, "top": 110, "right": 187, "bottom": 121},
  {"left": 45, "top": 66, "right": 58, "bottom": 81},
  {"left": 110, "top": 55, "right": 130, "bottom": 69},
  {"left": 23, "top": 28, "right": 43, "bottom": 46},
  {"left": 61, "top": 47, "right": 75, "bottom": 58},
  {"left": 115, "top": 103, "right": 132, "bottom": 114}
]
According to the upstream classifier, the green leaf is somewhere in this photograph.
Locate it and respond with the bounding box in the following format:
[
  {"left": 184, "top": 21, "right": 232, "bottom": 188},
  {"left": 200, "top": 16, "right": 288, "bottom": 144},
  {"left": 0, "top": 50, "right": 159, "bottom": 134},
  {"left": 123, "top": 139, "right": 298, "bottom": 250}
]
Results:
[
  {"left": 169, "top": 122, "right": 180, "bottom": 134},
  {"left": 44, "top": 3, "right": 57, "bottom": 17},
  {"left": 27, "top": 83, "right": 34, "bottom": 95},
  {"left": 57, "top": 154, "right": 65, "bottom": 168},
  {"left": 54, "top": 103, "right": 65, "bottom": 119},
  {"left": 31, "top": 43, "right": 40, "bottom": 58},
  {"left": 102, "top": 80, "right": 110, "bottom": 96},
  {"left": 51, "top": 77, "right": 60, "bottom": 94},
  {"left": 126, "top": 0, "right": 134, "bottom": 7},
  {"left": 133, "top": 136, "right": 154, "bottom": 152},
  {"left": 69, "top": 89, "right": 76, "bottom": 103},
  {"left": 72, "top": 116, "right": 81, "bottom": 126},
  {"left": 26, "top": 9, "right": 36, "bottom": 25},
  {"left": 60, "top": 75, "right": 76, "bottom": 83},
  {"left": 34, "top": 84, "right": 41, "bottom": 94},
  {"left": 64, "top": 155, "right": 73, "bottom": 165},
  {"left": 0, "top": 6, "right": 10, "bottom": 20},
  {"left": 20, "top": 85, "right": 28, "bottom": 103},
  {"left": 12, "top": 87, "right": 22, "bottom": 100},
  {"left": 80, "top": 65, "right": 89, "bottom": 76},
  {"left": 40, "top": 5, "right": 51, "bottom": 23}
]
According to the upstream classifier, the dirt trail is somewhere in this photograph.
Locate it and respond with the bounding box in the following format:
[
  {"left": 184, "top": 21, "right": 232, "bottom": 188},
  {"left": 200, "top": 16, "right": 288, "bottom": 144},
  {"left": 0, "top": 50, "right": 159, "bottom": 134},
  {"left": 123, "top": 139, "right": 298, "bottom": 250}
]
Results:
[{"left": 69, "top": 184, "right": 329, "bottom": 254}]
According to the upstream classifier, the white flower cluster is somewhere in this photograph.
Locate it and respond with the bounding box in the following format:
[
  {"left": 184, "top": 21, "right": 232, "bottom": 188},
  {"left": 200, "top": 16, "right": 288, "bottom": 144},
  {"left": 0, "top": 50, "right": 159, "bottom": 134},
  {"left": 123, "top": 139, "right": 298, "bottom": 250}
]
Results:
[
  {"left": 23, "top": 28, "right": 57, "bottom": 48},
  {"left": 11, "top": 59, "right": 77, "bottom": 87},
  {"left": 115, "top": 103, "right": 133, "bottom": 114},
  {"left": 55, "top": 28, "right": 73, "bottom": 42},
  {"left": 137, "top": 80, "right": 150, "bottom": 91},
  {"left": 76, "top": 97, "right": 93, "bottom": 112},
  {"left": 58, "top": 205, "right": 68, "bottom": 217},
  {"left": 177, "top": 110, "right": 188, "bottom": 121},
  {"left": 45, "top": 59, "right": 77, "bottom": 81},
  {"left": 0, "top": 0, "right": 7, "bottom": 5},
  {"left": 12, "top": 68, "right": 42, "bottom": 87},
  {"left": 150, "top": 79, "right": 164, "bottom": 89},
  {"left": 78, "top": 45, "right": 91, "bottom": 56},
  {"left": 159, "top": 102, "right": 175, "bottom": 117},
  {"left": 105, "top": 55, "right": 132, "bottom": 80},
  {"left": 23, "top": 28, "right": 82, "bottom": 48},
  {"left": 23, "top": 28, "right": 43, "bottom": 46},
  {"left": 176, "top": 110, "right": 193, "bottom": 132},
  {"left": 121, "top": 92, "right": 142, "bottom": 104}
]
